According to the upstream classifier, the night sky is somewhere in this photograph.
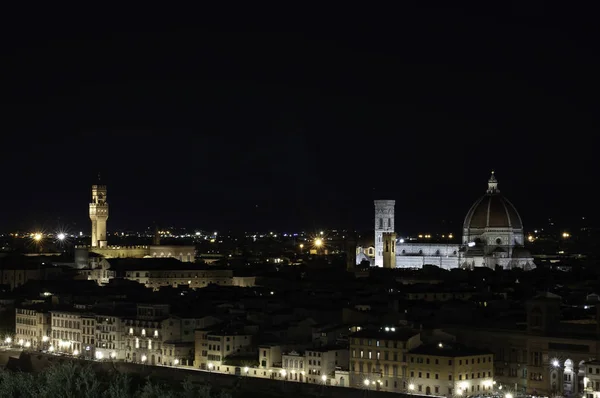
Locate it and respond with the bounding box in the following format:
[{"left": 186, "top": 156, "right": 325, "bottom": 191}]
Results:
[{"left": 1, "top": 4, "right": 597, "bottom": 234}]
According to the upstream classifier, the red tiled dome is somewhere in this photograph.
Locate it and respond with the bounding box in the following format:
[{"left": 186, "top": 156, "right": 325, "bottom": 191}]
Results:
[{"left": 463, "top": 172, "right": 523, "bottom": 230}]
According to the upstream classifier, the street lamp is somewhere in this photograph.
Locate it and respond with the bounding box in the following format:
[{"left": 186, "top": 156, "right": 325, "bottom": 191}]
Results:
[
  {"left": 5, "top": 337, "right": 11, "bottom": 345},
  {"left": 321, "top": 375, "right": 327, "bottom": 384},
  {"left": 408, "top": 383, "right": 415, "bottom": 391},
  {"left": 314, "top": 238, "right": 323, "bottom": 255},
  {"left": 174, "top": 359, "right": 179, "bottom": 366},
  {"left": 244, "top": 366, "right": 249, "bottom": 375},
  {"left": 505, "top": 394, "right": 513, "bottom": 398},
  {"left": 364, "top": 379, "right": 370, "bottom": 387}
]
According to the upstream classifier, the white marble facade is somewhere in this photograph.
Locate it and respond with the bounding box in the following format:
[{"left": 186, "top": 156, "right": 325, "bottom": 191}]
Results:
[{"left": 363, "top": 173, "right": 535, "bottom": 270}]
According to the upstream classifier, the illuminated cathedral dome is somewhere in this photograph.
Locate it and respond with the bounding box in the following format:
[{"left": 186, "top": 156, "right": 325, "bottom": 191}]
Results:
[
  {"left": 462, "top": 172, "right": 525, "bottom": 249},
  {"left": 463, "top": 171, "right": 523, "bottom": 231}
]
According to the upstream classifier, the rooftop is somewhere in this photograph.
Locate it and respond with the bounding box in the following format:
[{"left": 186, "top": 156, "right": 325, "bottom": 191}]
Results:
[
  {"left": 349, "top": 327, "right": 418, "bottom": 341},
  {"left": 107, "top": 257, "right": 230, "bottom": 271},
  {"left": 306, "top": 344, "right": 348, "bottom": 352},
  {"left": 409, "top": 343, "right": 492, "bottom": 357}
]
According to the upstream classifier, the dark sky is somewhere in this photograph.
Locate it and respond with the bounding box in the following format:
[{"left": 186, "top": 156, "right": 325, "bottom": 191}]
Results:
[{"left": 1, "top": 4, "right": 597, "bottom": 234}]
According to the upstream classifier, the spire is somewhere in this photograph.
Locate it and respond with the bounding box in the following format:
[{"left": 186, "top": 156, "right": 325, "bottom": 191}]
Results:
[{"left": 486, "top": 170, "right": 499, "bottom": 193}]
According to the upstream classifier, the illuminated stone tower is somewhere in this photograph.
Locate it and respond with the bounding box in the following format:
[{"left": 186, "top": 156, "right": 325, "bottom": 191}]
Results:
[
  {"left": 382, "top": 232, "right": 397, "bottom": 269},
  {"left": 89, "top": 181, "right": 109, "bottom": 248},
  {"left": 374, "top": 200, "right": 395, "bottom": 267}
]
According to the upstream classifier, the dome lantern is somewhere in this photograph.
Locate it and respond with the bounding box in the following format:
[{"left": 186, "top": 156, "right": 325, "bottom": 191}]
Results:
[{"left": 486, "top": 171, "right": 499, "bottom": 194}]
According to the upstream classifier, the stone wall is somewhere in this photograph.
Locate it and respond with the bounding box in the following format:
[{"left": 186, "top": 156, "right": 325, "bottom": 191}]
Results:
[{"left": 11, "top": 352, "right": 417, "bottom": 398}]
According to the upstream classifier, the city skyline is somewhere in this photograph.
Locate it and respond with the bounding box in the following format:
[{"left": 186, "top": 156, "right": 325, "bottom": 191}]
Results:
[
  {"left": 2, "top": 4, "right": 598, "bottom": 232},
  {"left": 2, "top": 171, "right": 592, "bottom": 237}
]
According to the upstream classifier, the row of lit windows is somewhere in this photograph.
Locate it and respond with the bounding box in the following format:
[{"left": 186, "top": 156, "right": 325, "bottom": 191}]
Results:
[
  {"left": 352, "top": 339, "right": 404, "bottom": 348},
  {"left": 457, "top": 372, "right": 493, "bottom": 380},
  {"left": 15, "top": 328, "right": 36, "bottom": 336},
  {"left": 52, "top": 319, "right": 81, "bottom": 329},
  {"left": 353, "top": 349, "right": 403, "bottom": 361},
  {"left": 16, "top": 317, "right": 35, "bottom": 326},
  {"left": 410, "top": 356, "right": 492, "bottom": 365},
  {"left": 128, "top": 328, "right": 159, "bottom": 337}
]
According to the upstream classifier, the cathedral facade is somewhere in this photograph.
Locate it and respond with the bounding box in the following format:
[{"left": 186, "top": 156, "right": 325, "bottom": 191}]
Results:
[{"left": 360, "top": 172, "right": 535, "bottom": 270}]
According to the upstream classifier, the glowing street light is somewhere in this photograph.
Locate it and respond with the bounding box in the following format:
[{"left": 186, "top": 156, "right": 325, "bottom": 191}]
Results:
[
  {"left": 174, "top": 359, "right": 179, "bottom": 365},
  {"left": 553, "top": 359, "right": 560, "bottom": 367},
  {"left": 141, "top": 355, "right": 147, "bottom": 362},
  {"left": 505, "top": 394, "right": 513, "bottom": 398},
  {"left": 57, "top": 233, "right": 66, "bottom": 241},
  {"left": 314, "top": 238, "right": 323, "bottom": 247},
  {"left": 364, "top": 379, "right": 370, "bottom": 386},
  {"left": 33, "top": 233, "right": 42, "bottom": 242},
  {"left": 244, "top": 366, "right": 249, "bottom": 374},
  {"left": 4, "top": 337, "right": 11, "bottom": 344},
  {"left": 408, "top": 383, "right": 415, "bottom": 390},
  {"left": 73, "top": 349, "right": 79, "bottom": 356},
  {"left": 321, "top": 375, "right": 327, "bottom": 383}
]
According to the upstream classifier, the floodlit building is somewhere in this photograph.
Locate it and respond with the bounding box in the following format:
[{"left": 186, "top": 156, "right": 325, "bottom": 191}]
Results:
[{"left": 365, "top": 172, "right": 535, "bottom": 270}]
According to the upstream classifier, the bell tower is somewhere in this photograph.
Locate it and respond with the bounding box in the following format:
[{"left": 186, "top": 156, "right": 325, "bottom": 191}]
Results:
[
  {"left": 89, "top": 176, "right": 109, "bottom": 248},
  {"left": 374, "top": 200, "right": 395, "bottom": 267}
]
